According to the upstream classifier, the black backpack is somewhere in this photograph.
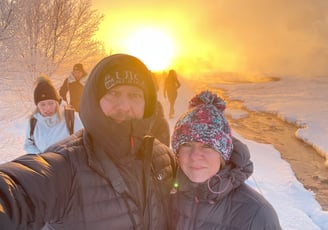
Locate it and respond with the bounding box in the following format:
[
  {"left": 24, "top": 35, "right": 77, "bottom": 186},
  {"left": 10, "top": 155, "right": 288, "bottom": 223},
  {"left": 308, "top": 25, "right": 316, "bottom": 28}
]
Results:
[{"left": 29, "top": 107, "right": 75, "bottom": 144}]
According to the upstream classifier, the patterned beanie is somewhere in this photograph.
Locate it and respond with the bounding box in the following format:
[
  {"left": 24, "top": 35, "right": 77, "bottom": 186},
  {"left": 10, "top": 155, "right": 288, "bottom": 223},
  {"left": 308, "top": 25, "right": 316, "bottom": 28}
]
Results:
[
  {"left": 34, "top": 75, "right": 60, "bottom": 105},
  {"left": 171, "top": 90, "right": 233, "bottom": 160}
]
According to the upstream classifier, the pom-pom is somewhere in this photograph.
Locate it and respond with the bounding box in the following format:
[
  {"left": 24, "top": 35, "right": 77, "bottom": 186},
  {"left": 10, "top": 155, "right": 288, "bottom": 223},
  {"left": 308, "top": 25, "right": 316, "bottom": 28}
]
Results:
[
  {"left": 189, "top": 90, "right": 226, "bottom": 113},
  {"left": 35, "top": 74, "right": 52, "bottom": 86}
]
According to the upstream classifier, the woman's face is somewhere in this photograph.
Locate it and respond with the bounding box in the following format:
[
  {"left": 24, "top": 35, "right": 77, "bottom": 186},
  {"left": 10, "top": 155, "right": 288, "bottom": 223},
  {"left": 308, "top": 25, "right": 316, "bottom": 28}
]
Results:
[
  {"left": 178, "top": 142, "right": 221, "bottom": 183},
  {"left": 37, "top": 99, "right": 57, "bottom": 117}
]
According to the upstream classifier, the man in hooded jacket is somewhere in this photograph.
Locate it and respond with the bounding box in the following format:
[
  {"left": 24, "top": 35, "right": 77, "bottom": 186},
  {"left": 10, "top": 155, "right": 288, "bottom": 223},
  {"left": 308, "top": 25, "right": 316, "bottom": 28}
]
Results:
[
  {"left": 59, "top": 63, "right": 88, "bottom": 111},
  {"left": 0, "top": 54, "right": 176, "bottom": 229}
]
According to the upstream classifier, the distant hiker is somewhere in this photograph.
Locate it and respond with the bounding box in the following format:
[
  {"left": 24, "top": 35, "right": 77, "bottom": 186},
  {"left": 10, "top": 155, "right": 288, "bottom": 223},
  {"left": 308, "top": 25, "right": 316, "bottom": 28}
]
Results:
[
  {"left": 169, "top": 90, "right": 282, "bottom": 229},
  {"left": 164, "top": 69, "right": 180, "bottom": 118},
  {"left": 24, "top": 75, "right": 83, "bottom": 154},
  {"left": 59, "top": 63, "right": 88, "bottom": 111}
]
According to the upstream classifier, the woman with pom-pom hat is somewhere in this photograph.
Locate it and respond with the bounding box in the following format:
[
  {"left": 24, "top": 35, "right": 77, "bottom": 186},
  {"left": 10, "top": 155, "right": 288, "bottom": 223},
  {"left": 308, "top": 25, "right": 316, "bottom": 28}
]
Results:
[
  {"left": 170, "top": 90, "right": 282, "bottom": 230},
  {"left": 24, "top": 75, "right": 83, "bottom": 154}
]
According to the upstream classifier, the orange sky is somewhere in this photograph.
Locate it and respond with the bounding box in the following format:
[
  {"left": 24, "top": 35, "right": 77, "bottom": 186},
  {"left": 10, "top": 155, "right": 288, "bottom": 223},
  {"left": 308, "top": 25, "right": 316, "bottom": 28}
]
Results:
[{"left": 93, "top": 0, "right": 328, "bottom": 78}]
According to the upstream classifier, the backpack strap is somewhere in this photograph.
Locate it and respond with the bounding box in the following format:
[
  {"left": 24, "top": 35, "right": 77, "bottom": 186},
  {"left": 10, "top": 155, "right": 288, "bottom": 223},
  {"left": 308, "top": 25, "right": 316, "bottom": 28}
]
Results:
[
  {"left": 28, "top": 107, "right": 75, "bottom": 145},
  {"left": 64, "top": 106, "right": 75, "bottom": 135},
  {"left": 28, "top": 117, "right": 37, "bottom": 144}
]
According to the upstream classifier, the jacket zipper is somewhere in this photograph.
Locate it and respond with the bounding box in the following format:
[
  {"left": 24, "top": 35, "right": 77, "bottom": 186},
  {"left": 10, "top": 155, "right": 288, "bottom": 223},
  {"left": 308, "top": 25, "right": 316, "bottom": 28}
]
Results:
[{"left": 189, "top": 196, "right": 199, "bottom": 229}]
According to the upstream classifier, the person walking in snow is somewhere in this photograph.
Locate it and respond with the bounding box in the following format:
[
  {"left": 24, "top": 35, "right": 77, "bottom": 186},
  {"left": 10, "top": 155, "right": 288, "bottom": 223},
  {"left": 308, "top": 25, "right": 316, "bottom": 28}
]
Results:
[
  {"left": 0, "top": 54, "right": 176, "bottom": 230},
  {"left": 24, "top": 75, "right": 83, "bottom": 154},
  {"left": 164, "top": 69, "right": 180, "bottom": 118},
  {"left": 59, "top": 63, "right": 88, "bottom": 111},
  {"left": 169, "top": 90, "right": 282, "bottom": 229}
]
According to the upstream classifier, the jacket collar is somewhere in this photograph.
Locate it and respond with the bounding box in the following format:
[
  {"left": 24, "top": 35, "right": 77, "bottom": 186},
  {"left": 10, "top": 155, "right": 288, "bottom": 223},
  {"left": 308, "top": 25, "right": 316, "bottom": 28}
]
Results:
[{"left": 176, "top": 139, "right": 254, "bottom": 202}]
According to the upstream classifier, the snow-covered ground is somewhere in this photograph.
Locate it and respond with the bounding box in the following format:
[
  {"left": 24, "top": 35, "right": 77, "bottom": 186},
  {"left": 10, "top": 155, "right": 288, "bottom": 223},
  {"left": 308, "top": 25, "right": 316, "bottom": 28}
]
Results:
[
  {"left": 0, "top": 74, "right": 328, "bottom": 229},
  {"left": 159, "top": 74, "right": 328, "bottom": 230}
]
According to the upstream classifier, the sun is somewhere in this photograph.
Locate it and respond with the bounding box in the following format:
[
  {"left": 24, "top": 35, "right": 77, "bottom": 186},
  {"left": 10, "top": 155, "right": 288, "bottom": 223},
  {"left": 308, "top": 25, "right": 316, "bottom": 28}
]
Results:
[{"left": 125, "top": 27, "right": 176, "bottom": 71}]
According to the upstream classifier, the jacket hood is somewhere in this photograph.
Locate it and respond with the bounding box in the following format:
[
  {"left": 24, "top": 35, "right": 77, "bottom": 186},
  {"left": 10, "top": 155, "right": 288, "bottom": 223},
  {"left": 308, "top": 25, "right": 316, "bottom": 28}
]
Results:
[
  {"left": 176, "top": 137, "right": 253, "bottom": 201},
  {"left": 79, "top": 54, "right": 157, "bottom": 161}
]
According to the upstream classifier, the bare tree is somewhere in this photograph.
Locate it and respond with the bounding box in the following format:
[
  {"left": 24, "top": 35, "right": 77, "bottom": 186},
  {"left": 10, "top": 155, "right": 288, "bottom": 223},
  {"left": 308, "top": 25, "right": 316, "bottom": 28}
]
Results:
[
  {"left": 3, "top": 0, "right": 105, "bottom": 78},
  {"left": 0, "top": 0, "right": 106, "bottom": 115},
  {"left": 0, "top": 1, "right": 17, "bottom": 77},
  {"left": 0, "top": 0, "right": 15, "bottom": 41}
]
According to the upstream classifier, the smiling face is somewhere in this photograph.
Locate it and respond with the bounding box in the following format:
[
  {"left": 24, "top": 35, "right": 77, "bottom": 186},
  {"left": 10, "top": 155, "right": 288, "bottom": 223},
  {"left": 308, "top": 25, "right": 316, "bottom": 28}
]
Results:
[
  {"left": 178, "top": 142, "right": 222, "bottom": 183},
  {"left": 99, "top": 84, "right": 145, "bottom": 123}
]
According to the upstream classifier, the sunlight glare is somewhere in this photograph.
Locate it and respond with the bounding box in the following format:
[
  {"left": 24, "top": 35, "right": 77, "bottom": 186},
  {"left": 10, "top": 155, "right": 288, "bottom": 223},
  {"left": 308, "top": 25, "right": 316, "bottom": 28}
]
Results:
[{"left": 125, "top": 28, "right": 175, "bottom": 71}]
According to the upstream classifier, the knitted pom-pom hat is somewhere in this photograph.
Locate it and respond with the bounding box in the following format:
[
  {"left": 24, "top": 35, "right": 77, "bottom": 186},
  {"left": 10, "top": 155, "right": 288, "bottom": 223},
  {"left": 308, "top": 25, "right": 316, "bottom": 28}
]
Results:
[
  {"left": 171, "top": 90, "right": 233, "bottom": 160},
  {"left": 34, "top": 75, "right": 60, "bottom": 105}
]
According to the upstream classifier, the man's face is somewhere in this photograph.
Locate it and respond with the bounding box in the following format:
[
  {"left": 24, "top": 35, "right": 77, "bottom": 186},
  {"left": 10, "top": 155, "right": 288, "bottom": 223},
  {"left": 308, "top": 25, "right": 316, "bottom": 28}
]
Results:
[
  {"left": 73, "top": 69, "right": 83, "bottom": 80},
  {"left": 99, "top": 85, "right": 145, "bottom": 123}
]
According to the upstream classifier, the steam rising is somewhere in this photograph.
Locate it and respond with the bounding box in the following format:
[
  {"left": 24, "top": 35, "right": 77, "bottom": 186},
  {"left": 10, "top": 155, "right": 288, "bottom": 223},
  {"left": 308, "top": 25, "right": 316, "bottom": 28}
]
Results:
[{"left": 95, "top": 0, "right": 328, "bottom": 78}]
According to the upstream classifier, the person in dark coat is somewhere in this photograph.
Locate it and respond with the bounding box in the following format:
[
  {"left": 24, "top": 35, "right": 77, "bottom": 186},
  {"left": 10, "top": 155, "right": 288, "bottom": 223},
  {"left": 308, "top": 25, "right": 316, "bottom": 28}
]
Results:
[
  {"left": 169, "top": 90, "right": 282, "bottom": 230},
  {"left": 0, "top": 54, "right": 176, "bottom": 230},
  {"left": 163, "top": 69, "right": 180, "bottom": 118},
  {"left": 59, "top": 63, "right": 88, "bottom": 111}
]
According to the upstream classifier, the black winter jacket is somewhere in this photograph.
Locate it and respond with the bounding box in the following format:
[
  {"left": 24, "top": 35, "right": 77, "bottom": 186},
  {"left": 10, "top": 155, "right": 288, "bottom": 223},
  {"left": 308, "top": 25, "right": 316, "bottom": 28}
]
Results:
[
  {"left": 59, "top": 74, "right": 87, "bottom": 111},
  {"left": 170, "top": 138, "right": 282, "bottom": 230},
  {"left": 0, "top": 54, "right": 176, "bottom": 230},
  {"left": 0, "top": 130, "right": 175, "bottom": 229}
]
